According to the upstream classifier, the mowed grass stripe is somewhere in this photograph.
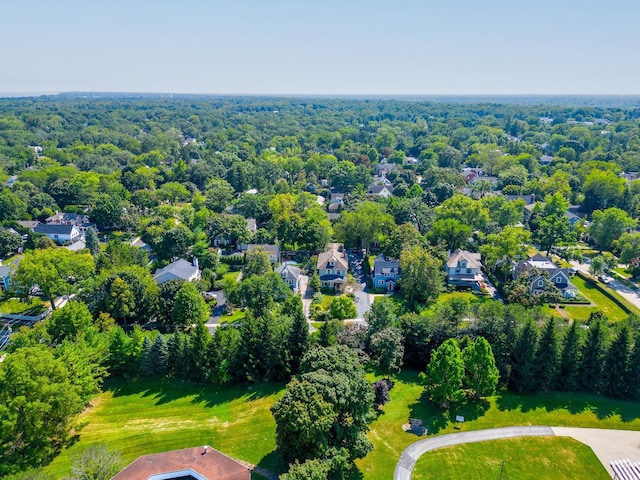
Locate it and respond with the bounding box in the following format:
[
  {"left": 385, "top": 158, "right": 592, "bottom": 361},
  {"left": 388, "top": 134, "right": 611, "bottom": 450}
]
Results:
[
  {"left": 411, "top": 437, "right": 609, "bottom": 480},
  {"left": 45, "top": 376, "right": 286, "bottom": 478}
]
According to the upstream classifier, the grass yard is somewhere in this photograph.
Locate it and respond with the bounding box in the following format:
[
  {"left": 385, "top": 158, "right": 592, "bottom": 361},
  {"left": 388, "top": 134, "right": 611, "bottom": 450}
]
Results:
[
  {"left": 44, "top": 376, "right": 286, "bottom": 479},
  {"left": 571, "top": 275, "right": 638, "bottom": 321},
  {"left": 219, "top": 308, "right": 246, "bottom": 324},
  {"left": 354, "top": 369, "right": 640, "bottom": 479},
  {"left": 613, "top": 267, "right": 632, "bottom": 280},
  {"left": 411, "top": 437, "right": 609, "bottom": 480},
  {"left": 0, "top": 297, "right": 50, "bottom": 315}
]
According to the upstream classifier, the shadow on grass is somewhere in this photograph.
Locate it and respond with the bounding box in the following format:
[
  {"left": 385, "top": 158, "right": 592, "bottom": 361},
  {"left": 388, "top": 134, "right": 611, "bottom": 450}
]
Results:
[
  {"left": 255, "top": 449, "right": 287, "bottom": 479},
  {"left": 495, "top": 390, "right": 640, "bottom": 423},
  {"left": 407, "top": 391, "right": 491, "bottom": 436},
  {"left": 105, "top": 375, "right": 285, "bottom": 409}
]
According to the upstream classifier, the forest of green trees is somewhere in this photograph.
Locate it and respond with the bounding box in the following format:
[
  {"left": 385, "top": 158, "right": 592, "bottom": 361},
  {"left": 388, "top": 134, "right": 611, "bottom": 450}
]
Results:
[{"left": 2, "top": 95, "right": 640, "bottom": 479}]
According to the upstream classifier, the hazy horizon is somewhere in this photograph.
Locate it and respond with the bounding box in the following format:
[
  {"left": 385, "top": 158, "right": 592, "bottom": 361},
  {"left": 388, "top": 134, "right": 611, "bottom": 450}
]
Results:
[{"left": 3, "top": 0, "right": 639, "bottom": 96}]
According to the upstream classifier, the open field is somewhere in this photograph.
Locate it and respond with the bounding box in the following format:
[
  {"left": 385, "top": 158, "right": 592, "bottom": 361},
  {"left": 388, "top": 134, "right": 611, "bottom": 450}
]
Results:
[
  {"left": 355, "top": 370, "right": 640, "bottom": 479},
  {"left": 411, "top": 436, "right": 609, "bottom": 480},
  {"left": 44, "top": 376, "right": 286, "bottom": 479},
  {"left": 0, "top": 297, "right": 50, "bottom": 315},
  {"left": 43, "top": 370, "right": 640, "bottom": 480}
]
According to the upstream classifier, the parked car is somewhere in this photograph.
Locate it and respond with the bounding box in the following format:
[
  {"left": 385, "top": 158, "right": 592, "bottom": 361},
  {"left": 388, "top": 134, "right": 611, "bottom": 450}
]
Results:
[{"left": 598, "top": 275, "right": 614, "bottom": 285}]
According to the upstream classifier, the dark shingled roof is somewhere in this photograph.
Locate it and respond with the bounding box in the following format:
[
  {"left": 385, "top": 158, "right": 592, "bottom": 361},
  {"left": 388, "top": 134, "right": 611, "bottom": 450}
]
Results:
[{"left": 33, "top": 223, "right": 76, "bottom": 235}]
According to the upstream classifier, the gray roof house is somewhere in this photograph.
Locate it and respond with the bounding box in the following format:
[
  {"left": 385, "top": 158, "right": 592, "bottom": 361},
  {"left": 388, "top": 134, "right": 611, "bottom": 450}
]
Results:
[
  {"left": 317, "top": 243, "right": 348, "bottom": 291},
  {"left": 372, "top": 254, "right": 401, "bottom": 291},
  {"left": 33, "top": 223, "right": 81, "bottom": 244},
  {"left": 368, "top": 184, "right": 394, "bottom": 198},
  {"left": 446, "top": 249, "right": 485, "bottom": 290},
  {"left": 153, "top": 258, "right": 201, "bottom": 284},
  {"left": 239, "top": 244, "right": 280, "bottom": 264},
  {"left": 514, "top": 253, "right": 577, "bottom": 298},
  {"left": 275, "top": 264, "right": 301, "bottom": 291}
]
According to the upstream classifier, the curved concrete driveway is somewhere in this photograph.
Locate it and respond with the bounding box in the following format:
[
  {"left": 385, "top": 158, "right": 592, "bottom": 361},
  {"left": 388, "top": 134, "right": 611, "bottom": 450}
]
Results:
[{"left": 394, "top": 426, "right": 554, "bottom": 480}]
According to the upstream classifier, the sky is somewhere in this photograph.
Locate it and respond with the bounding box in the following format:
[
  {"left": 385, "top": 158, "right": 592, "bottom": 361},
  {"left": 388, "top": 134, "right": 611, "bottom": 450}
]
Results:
[{"left": 2, "top": 0, "right": 640, "bottom": 95}]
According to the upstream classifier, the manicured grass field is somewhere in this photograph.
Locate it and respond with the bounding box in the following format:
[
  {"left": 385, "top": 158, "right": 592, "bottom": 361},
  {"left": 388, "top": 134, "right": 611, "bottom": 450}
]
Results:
[
  {"left": 219, "top": 308, "right": 246, "bottom": 324},
  {"left": 0, "top": 297, "right": 50, "bottom": 315},
  {"left": 411, "top": 437, "right": 609, "bottom": 480},
  {"left": 571, "top": 275, "right": 637, "bottom": 321},
  {"left": 44, "top": 376, "right": 286, "bottom": 479},
  {"left": 355, "top": 370, "right": 640, "bottom": 479}
]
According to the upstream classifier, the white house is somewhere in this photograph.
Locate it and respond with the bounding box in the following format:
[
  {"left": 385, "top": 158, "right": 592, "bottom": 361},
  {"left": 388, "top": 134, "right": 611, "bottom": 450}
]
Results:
[
  {"left": 33, "top": 223, "right": 81, "bottom": 245},
  {"left": 275, "top": 264, "right": 301, "bottom": 291},
  {"left": 446, "top": 249, "right": 484, "bottom": 290},
  {"left": 317, "top": 243, "right": 348, "bottom": 291},
  {"left": 153, "top": 258, "right": 201, "bottom": 285}
]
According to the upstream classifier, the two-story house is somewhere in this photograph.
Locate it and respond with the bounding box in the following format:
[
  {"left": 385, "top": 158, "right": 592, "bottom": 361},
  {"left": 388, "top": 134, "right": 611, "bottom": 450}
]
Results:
[
  {"left": 446, "top": 249, "right": 484, "bottom": 290},
  {"left": 33, "top": 223, "right": 81, "bottom": 245},
  {"left": 317, "top": 243, "right": 348, "bottom": 291},
  {"left": 514, "top": 253, "right": 578, "bottom": 298},
  {"left": 46, "top": 211, "right": 96, "bottom": 234},
  {"left": 372, "top": 254, "right": 400, "bottom": 291},
  {"left": 275, "top": 263, "right": 301, "bottom": 291}
]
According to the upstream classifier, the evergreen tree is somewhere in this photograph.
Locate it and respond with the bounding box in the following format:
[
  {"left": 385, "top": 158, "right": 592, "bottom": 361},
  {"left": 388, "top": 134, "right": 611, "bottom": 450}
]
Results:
[
  {"left": 139, "top": 336, "right": 154, "bottom": 375},
  {"left": 84, "top": 227, "right": 101, "bottom": 256},
  {"left": 557, "top": 321, "right": 582, "bottom": 391},
  {"left": 490, "top": 312, "right": 518, "bottom": 386},
  {"left": 149, "top": 335, "right": 169, "bottom": 375},
  {"left": 533, "top": 318, "right": 559, "bottom": 391},
  {"left": 628, "top": 334, "right": 640, "bottom": 401},
  {"left": 189, "top": 320, "right": 211, "bottom": 381},
  {"left": 462, "top": 337, "right": 499, "bottom": 399},
  {"left": 603, "top": 326, "right": 632, "bottom": 398},
  {"left": 286, "top": 296, "right": 310, "bottom": 375},
  {"left": 579, "top": 319, "right": 608, "bottom": 393},
  {"left": 167, "top": 331, "right": 190, "bottom": 379},
  {"left": 510, "top": 320, "right": 539, "bottom": 393}
]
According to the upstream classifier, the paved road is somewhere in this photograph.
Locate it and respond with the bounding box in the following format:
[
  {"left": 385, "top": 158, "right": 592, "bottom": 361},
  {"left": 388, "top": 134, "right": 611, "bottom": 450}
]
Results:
[
  {"left": 553, "top": 427, "right": 640, "bottom": 478},
  {"left": 570, "top": 260, "right": 640, "bottom": 311},
  {"left": 394, "top": 426, "right": 555, "bottom": 480}
]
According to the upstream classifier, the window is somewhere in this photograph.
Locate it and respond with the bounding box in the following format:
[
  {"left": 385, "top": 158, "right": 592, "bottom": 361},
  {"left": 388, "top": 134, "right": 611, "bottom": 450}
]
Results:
[
  {"left": 466, "top": 268, "right": 472, "bottom": 273},
  {"left": 378, "top": 280, "right": 384, "bottom": 286},
  {"left": 456, "top": 268, "right": 461, "bottom": 273},
  {"left": 555, "top": 276, "right": 562, "bottom": 283},
  {"left": 537, "top": 280, "right": 544, "bottom": 287}
]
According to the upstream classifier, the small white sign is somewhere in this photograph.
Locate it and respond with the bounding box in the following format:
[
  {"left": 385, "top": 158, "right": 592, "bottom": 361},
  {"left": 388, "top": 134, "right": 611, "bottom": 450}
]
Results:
[{"left": 455, "top": 415, "right": 465, "bottom": 422}]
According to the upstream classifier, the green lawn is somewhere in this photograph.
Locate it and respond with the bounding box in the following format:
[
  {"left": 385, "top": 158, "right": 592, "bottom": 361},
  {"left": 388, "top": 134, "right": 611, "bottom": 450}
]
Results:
[
  {"left": 613, "top": 267, "right": 632, "bottom": 280},
  {"left": 412, "top": 437, "right": 609, "bottom": 480},
  {"left": 0, "top": 297, "right": 50, "bottom": 315},
  {"left": 571, "top": 275, "right": 638, "bottom": 321},
  {"left": 44, "top": 376, "right": 287, "bottom": 479},
  {"left": 355, "top": 370, "right": 640, "bottom": 479},
  {"left": 218, "top": 308, "right": 246, "bottom": 324}
]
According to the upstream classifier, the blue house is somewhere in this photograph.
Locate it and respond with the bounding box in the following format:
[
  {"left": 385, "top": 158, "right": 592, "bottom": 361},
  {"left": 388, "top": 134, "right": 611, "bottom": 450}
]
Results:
[
  {"left": 0, "top": 265, "right": 11, "bottom": 292},
  {"left": 372, "top": 254, "right": 400, "bottom": 291}
]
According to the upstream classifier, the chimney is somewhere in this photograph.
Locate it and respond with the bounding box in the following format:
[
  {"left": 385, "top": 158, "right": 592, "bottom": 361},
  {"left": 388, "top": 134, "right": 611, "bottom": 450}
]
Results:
[{"left": 193, "top": 257, "right": 199, "bottom": 269}]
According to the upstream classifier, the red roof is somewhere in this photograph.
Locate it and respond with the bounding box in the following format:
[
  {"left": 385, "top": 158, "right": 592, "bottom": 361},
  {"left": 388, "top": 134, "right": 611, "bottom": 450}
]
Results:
[{"left": 111, "top": 446, "right": 250, "bottom": 480}]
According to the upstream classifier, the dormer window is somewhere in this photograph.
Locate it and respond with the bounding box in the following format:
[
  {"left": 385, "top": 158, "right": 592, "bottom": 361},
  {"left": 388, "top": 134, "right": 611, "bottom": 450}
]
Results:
[
  {"left": 327, "top": 261, "right": 334, "bottom": 268},
  {"left": 537, "top": 280, "right": 544, "bottom": 287},
  {"left": 555, "top": 276, "right": 561, "bottom": 283}
]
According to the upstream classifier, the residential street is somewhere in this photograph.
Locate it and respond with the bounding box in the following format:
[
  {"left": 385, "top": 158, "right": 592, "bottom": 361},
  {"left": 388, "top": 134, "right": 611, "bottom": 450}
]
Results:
[{"left": 570, "top": 260, "right": 640, "bottom": 311}]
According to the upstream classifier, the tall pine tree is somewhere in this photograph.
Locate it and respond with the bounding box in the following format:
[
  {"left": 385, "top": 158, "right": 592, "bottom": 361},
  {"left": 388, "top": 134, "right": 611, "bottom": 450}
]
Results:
[
  {"left": 579, "top": 318, "right": 608, "bottom": 393},
  {"left": 603, "top": 326, "right": 632, "bottom": 398},
  {"left": 557, "top": 321, "right": 582, "bottom": 392},
  {"left": 628, "top": 333, "right": 640, "bottom": 401},
  {"left": 534, "top": 318, "right": 559, "bottom": 391},
  {"left": 510, "top": 320, "right": 539, "bottom": 393},
  {"left": 285, "top": 296, "right": 310, "bottom": 376}
]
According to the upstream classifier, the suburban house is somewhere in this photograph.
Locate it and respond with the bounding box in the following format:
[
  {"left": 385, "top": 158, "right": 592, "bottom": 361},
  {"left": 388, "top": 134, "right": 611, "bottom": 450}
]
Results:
[
  {"left": 46, "top": 211, "right": 96, "bottom": 234},
  {"left": 328, "top": 193, "right": 344, "bottom": 212},
  {"left": 374, "top": 160, "right": 399, "bottom": 176},
  {"left": 514, "top": 253, "right": 578, "bottom": 298},
  {"left": 446, "top": 249, "right": 485, "bottom": 290},
  {"left": 112, "top": 446, "right": 250, "bottom": 480},
  {"left": 317, "top": 243, "right": 348, "bottom": 291},
  {"left": 33, "top": 223, "right": 81, "bottom": 245},
  {"left": 153, "top": 258, "right": 201, "bottom": 284},
  {"left": 0, "top": 264, "right": 12, "bottom": 292},
  {"left": 239, "top": 244, "right": 280, "bottom": 264},
  {"left": 275, "top": 263, "right": 301, "bottom": 291},
  {"left": 372, "top": 254, "right": 400, "bottom": 291},
  {"left": 16, "top": 220, "right": 39, "bottom": 230},
  {"left": 368, "top": 183, "right": 394, "bottom": 198}
]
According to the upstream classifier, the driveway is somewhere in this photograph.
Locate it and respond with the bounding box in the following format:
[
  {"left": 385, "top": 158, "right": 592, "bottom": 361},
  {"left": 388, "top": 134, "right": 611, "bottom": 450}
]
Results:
[
  {"left": 205, "top": 291, "right": 227, "bottom": 332},
  {"left": 394, "top": 425, "right": 640, "bottom": 480},
  {"left": 553, "top": 427, "right": 640, "bottom": 478},
  {"left": 394, "top": 426, "right": 554, "bottom": 480},
  {"left": 353, "top": 289, "right": 372, "bottom": 321}
]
